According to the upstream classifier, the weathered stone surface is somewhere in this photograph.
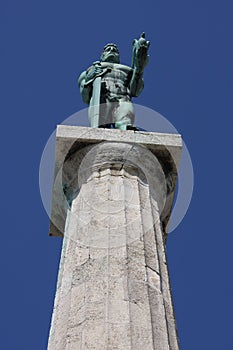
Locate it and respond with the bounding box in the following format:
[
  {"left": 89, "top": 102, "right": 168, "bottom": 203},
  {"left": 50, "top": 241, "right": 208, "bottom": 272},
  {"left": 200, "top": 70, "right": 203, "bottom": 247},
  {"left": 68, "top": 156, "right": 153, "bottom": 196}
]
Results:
[{"left": 48, "top": 126, "right": 181, "bottom": 349}]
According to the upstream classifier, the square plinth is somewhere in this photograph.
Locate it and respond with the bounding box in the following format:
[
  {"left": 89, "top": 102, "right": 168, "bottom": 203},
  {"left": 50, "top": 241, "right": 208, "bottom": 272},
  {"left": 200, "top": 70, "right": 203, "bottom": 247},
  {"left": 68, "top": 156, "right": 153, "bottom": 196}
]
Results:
[{"left": 49, "top": 125, "right": 182, "bottom": 237}]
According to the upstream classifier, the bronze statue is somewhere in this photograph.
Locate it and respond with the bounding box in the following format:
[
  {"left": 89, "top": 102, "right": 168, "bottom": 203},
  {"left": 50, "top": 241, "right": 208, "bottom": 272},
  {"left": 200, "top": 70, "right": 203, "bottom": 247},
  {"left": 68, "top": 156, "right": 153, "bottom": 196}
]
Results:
[{"left": 78, "top": 33, "right": 150, "bottom": 130}]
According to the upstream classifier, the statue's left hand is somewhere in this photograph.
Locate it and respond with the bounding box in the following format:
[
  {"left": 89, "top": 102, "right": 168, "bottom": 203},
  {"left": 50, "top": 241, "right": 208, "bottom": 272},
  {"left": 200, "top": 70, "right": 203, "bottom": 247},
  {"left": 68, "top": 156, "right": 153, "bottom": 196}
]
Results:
[{"left": 132, "top": 32, "right": 150, "bottom": 72}]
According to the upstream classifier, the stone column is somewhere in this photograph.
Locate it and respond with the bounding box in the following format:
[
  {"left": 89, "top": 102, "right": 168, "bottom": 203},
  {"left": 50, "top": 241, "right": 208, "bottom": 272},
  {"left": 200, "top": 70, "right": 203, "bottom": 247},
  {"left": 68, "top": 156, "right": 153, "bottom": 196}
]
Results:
[{"left": 48, "top": 126, "right": 182, "bottom": 350}]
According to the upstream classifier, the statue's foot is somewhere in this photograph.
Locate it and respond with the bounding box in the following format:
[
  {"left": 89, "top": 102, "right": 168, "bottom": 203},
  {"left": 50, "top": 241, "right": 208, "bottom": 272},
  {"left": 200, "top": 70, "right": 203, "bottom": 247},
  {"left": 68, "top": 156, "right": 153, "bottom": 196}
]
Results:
[{"left": 115, "top": 122, "right": 127, "bottom": 131}]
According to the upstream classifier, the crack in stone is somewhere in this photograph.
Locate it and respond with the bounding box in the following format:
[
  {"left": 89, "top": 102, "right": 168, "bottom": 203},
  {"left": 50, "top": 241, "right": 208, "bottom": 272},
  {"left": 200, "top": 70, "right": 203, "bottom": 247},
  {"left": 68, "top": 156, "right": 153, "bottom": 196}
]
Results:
[{"left": 145, "top": 265, "right": 160, "bottom": 276}]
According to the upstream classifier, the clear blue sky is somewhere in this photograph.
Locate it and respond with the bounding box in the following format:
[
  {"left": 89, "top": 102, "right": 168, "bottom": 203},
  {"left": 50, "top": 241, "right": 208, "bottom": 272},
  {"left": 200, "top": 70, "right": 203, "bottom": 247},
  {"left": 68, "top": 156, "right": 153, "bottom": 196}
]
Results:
[{"left": 1, "top": 1, "right": 232, "bottom": 349}]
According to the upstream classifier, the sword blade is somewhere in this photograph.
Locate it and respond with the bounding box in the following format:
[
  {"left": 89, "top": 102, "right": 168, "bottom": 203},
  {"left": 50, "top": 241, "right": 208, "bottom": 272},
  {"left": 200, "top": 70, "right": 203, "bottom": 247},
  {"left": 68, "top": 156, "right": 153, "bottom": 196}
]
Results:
[{"left": 90, "top": 76, "right": 101, "bottom": 128}]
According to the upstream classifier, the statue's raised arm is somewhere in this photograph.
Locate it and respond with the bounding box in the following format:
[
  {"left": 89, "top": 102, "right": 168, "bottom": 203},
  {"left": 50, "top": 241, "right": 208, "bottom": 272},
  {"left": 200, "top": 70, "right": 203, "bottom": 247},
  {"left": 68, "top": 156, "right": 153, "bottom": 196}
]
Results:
[
  {"left": 132, "top": 32, "right": 150, "bottom": 72},
  {"left": 130, "top": 32, "right": 150, "bottom": 97}
]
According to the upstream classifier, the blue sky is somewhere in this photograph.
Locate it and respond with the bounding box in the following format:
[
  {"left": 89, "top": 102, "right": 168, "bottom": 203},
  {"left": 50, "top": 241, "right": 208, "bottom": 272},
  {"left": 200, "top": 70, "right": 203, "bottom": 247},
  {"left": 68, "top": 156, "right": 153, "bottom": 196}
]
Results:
[{"left": 1, "top": 1, "right": 232, "bottom": 349}]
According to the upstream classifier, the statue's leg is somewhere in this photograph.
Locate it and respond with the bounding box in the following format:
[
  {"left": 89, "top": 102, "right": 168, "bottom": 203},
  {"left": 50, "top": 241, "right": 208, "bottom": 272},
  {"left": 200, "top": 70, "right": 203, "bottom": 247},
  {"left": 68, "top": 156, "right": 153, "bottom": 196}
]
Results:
[
  {"left": 99, "top": 101, "right": 114, "bottom": 127},
  {"left": 114, "top": 101, "right": 135, "bottom": 130}
]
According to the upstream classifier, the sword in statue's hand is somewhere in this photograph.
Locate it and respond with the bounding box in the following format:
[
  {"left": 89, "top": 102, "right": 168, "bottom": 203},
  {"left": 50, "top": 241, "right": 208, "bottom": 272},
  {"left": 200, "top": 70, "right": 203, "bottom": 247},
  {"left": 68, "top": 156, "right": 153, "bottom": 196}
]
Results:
[{"left": 84, "top": 61, "right": 111, "bottom": 128}]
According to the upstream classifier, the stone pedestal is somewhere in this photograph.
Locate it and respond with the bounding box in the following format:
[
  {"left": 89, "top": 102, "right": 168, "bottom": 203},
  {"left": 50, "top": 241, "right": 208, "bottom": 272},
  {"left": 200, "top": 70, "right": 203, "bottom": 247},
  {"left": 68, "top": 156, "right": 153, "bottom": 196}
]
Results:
[{"left": 47, "top": 126, "right": 182, "bottom": 350}]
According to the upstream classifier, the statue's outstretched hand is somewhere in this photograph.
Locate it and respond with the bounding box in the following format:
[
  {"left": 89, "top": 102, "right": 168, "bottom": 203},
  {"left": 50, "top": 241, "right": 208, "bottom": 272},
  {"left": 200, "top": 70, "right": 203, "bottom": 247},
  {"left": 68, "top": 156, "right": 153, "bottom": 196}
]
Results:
[{"left": 132, "top": 32, "right": 150, "bottom": 72}]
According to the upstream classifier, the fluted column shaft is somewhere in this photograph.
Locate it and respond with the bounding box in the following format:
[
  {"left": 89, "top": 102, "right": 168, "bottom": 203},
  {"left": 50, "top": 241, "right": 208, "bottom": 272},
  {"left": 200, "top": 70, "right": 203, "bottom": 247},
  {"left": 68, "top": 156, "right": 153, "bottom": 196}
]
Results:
[{"left": 48, "top": 139, "right": 180, "bottom": 350}]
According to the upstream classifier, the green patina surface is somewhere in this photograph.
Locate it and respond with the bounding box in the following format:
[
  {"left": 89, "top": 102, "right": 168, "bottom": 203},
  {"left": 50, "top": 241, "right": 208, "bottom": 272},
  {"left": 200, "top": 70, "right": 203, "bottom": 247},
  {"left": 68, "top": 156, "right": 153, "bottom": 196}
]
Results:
[{"left": 78, "top": 33, "right": 150, "bottom": 130}]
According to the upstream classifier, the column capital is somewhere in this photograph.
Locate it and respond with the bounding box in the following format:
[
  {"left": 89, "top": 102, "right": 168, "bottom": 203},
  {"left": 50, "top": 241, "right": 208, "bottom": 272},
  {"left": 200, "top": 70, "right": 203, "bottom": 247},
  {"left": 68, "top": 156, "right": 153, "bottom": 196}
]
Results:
[{"left": 49, "top": 126, "right": 182, "bottom": 238}]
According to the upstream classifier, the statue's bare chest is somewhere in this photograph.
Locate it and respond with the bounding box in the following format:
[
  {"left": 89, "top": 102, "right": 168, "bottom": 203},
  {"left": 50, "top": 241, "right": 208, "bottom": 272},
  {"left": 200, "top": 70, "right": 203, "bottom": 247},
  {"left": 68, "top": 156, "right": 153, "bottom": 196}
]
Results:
[{"left": 100, "top": 62, "right": 132, "bottom": 83}]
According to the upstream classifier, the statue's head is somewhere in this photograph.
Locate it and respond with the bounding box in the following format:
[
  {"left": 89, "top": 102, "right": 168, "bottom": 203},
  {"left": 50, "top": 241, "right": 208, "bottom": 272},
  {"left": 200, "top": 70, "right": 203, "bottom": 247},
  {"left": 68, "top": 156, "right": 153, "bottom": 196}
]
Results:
[{"left": 100, "top": 43, "right": 120, "bottom": 63}]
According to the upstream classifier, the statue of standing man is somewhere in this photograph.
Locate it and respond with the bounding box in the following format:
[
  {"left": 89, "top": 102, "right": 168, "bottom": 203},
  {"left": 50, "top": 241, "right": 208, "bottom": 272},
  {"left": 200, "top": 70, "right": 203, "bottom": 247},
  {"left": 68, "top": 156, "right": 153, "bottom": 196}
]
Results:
[{"left": 78, "top": 33, "right": 150, "bottom": 130}]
